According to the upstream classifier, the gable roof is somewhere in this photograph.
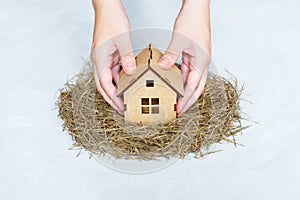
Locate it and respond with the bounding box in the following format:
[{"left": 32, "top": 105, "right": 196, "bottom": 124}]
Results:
[{"left": 116, "top": 44, "right": 184, "bottom": 97}]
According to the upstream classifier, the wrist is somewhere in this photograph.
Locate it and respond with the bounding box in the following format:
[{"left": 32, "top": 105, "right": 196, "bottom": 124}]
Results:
[
  {"left": 93, "top": 0, "right": 126, "bottom": 22},
  {"left": 182, "top": 0, "right": 210, "bottom": 7},
  {"left": 92, "top": 0, "right": 121, "bottom": 11}
]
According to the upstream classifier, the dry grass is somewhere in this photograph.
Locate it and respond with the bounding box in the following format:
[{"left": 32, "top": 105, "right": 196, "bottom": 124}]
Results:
[{"left": 56, "top": 65, "right": 248, "bottom": 160}]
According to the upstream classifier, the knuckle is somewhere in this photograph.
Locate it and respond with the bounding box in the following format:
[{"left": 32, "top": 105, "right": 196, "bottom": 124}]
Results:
[{"left": 121, "top": 52, "right": 134, "bottom": 61}]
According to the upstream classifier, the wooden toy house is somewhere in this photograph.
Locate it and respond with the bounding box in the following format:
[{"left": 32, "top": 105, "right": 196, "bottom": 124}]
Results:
[{"left": 116, "top": 44, "right": 184, "bottom": 124}]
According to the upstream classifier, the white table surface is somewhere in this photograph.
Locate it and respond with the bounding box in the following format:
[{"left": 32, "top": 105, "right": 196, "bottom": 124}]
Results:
[{"left": 1, "top": 0, "right": 299, "bottom": 199}]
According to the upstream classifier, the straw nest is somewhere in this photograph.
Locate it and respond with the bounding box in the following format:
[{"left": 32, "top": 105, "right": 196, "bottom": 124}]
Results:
[{"left": 56, "top": 64, "right": 247, "bottom": 160}]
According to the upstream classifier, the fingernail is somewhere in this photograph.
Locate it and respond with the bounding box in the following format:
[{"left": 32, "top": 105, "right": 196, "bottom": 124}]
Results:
[
  {"left": 158, "top": 57, "right": 169, "bottom": 68},
  {"left": 126, "top": 62, "right": 136, "bottom": 74}
]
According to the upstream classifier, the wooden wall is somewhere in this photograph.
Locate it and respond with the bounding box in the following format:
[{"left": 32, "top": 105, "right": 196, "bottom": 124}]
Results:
[{"left": 124, "top": 70, "right": 177, "bottom": 124}]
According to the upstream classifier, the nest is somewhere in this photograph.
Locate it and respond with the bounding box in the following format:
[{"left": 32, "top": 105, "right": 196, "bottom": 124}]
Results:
[{"left": 56, "top": 64, "right": 247, "bottom": 160}]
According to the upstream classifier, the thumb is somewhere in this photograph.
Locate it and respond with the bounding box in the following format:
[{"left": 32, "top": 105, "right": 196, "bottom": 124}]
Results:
[
  {"left": 115, "top": 32, "right": 136, "bottom": 75},
  {"left": 158, "top": 31, "right": 186, "bottom": 69},
  {"left": 120, "top": 51, "right": 136, "bottom": 75},
  {"left": 158, "top": 50, "right": 179, "bottom": 69}
]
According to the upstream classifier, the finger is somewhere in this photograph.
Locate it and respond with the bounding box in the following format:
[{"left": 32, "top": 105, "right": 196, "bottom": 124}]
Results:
[
  {"left": 111, "top": 63, "right": 121, "bottom": 85},
  {"left": 181, "top": 63, "right": 189, "bottom": 83},
  {"left": 180, "top": 67, "right": 208, "bottom": 114},
  {"left": 94, "top": 70, "right": 123, "bottom": 115},
  {"left": 176, "top": 68, "right": 202, "bottom": 115},
  {"left": 115, "top": 32, "right": 136, "bottom": 75},
  {"left": 120, "top": 51, "right": 136, "bottom": 75},
  {"left": 159, "top": 31, "right": 188, "bottom": 69},
  {"left": 98, "top": 68, "right": 125, "bottom": 112},
  {"left": 158, "top": 50, "right": 180, "bottom": 69},
  {"left": 180, "top": 61, "right": 189, "bottom": 83}
]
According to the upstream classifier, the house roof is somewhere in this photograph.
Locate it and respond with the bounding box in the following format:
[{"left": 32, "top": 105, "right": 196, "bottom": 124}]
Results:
[{"left": 116, "top": 44, "right": 184, "bottom": 97}]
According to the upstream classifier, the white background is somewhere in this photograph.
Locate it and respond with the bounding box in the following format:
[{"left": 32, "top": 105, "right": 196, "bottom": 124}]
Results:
[{"left": 1, "top": 0, "right": 300, "bottom": 199}]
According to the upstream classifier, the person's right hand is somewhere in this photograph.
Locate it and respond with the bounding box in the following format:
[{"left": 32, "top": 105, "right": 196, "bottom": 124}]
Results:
[{"left": 91, "top": 0, "right": 136, "bottom": 115}]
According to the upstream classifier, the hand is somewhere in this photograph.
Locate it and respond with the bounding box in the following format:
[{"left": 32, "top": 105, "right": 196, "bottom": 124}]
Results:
[
  {"left": 158, "top": 0, "right": 211, "bottom": 116},
  {"left": 91, "top": 0, "right": 136, "bottom": 115}
]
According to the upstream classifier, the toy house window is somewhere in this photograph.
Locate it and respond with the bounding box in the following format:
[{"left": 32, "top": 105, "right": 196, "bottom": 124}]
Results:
[
  {"left": 141, "top": 98, "right": 149, "bottom": 105},
  {"left": 151, "top": 107, "right": 159, "bottom": 114},
  {"left": 141, "top": 107, "right": 149, "bottom": 114},
  {"left": 151, "top": 98, "right": 159, "bottom": 105},
  {"left": 141, "top": 97, "right": 159, "bottom": 114},
  {"left": 146, "top": 80, "right": 154, "bottom": 87}
]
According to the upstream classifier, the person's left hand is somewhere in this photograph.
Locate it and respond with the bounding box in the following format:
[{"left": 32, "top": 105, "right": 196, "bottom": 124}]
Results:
[{"left": 158, "top": 0, "right": 212, "bottom": 116}]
